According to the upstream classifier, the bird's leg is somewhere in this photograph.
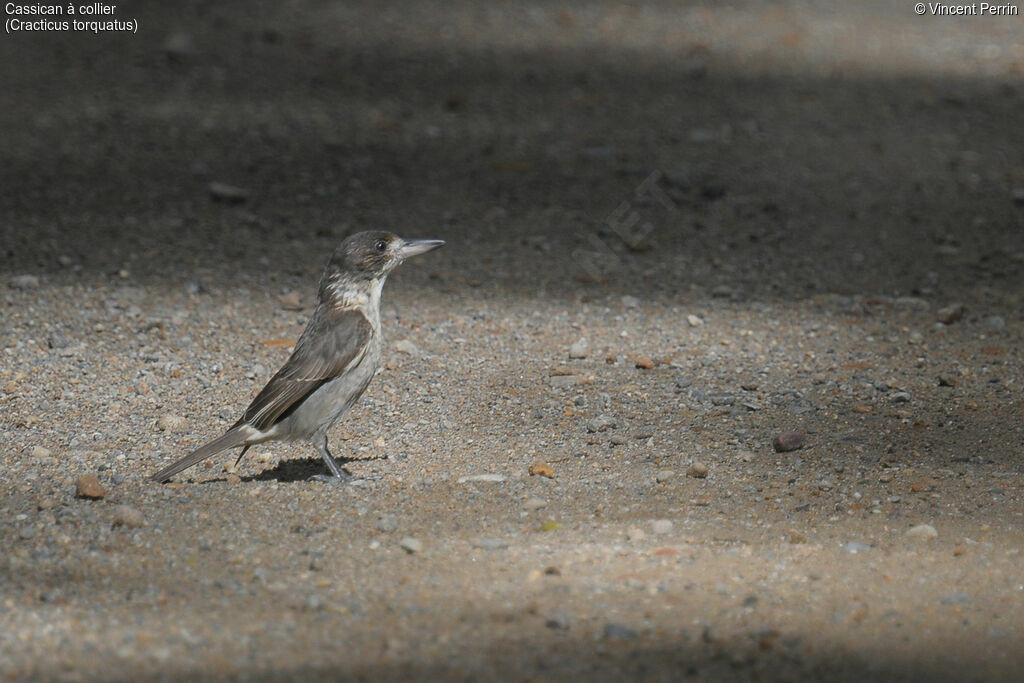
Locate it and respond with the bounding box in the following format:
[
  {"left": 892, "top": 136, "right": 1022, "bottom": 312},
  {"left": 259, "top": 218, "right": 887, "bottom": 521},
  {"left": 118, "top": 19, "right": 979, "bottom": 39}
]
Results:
[{"left": 310, "top": 429, "right": 352, "bottom": 483}]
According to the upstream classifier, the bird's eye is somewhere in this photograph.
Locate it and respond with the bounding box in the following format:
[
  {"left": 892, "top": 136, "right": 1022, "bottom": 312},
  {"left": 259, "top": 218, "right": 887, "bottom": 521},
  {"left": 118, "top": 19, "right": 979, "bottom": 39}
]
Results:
[{"left": 375, "top": 240, "right": 387, "bottom": 252}]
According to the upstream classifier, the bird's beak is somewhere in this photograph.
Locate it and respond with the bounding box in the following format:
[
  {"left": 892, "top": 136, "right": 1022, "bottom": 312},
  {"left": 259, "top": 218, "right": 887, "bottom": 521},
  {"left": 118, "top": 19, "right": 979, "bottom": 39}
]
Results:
[{"left": 398, "top": 238, "right": 445, "bottom": 260}]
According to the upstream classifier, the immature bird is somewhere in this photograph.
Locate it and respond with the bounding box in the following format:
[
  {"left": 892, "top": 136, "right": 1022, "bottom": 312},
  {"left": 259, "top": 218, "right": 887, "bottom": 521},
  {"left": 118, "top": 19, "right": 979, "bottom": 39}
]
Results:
[{"left": 150, "top": 231, "right": 444, "bottom": 483}]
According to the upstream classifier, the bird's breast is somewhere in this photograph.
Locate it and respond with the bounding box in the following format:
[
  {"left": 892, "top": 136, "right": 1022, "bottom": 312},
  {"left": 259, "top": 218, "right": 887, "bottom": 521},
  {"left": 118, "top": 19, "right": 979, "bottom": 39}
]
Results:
[{"left": 279, "top": 348, "right": 380, "bottom": 440}]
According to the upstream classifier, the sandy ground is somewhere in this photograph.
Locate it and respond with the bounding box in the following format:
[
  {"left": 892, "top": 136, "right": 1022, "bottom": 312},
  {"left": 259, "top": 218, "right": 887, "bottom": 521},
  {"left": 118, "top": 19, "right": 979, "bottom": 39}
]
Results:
[{"left": 2, "top": 1, "right": 1023, "bottom": 680}]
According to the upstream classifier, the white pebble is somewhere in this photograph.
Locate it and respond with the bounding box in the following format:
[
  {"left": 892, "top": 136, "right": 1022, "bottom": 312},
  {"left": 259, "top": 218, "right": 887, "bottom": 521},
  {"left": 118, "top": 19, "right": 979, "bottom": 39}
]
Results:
[
  {"left": 400, "top": 537, "right": 423, "bottom": 554},
  {"left": 568, "top": 338, "right": 588, "bottom": 359},
  {"left": 457, "top": 473, "right": 506, "bottom": 483},
  {"left": 905, "top": 524, "right": 938, "bottom": 541},
  {"left": 523, "top": 497, "right": 547, "bottom": 511},
  {"left": 112, "top": 505, "right": 145, "bottom": 528},
  {"left": 650, "top": 519, "right": 674, "bottom": 535},
  {"left": 395, "top": 339, "right": 420, "bottom": 355},
  {"left": 156, "top": 414, "right": 188, "bottom": 432}
]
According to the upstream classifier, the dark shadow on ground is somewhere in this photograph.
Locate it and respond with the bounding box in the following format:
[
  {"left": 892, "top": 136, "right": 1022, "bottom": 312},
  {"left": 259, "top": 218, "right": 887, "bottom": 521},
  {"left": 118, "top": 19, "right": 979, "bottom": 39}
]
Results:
[
  {"left": 1, "top": 3, "right": 1022, "bottom": 308},
  {"left": 0, "top": 529, "right": 1003, "bottom": 683},
  {"left": 247, "top": 455, "right": 383, "bottom": 483}
]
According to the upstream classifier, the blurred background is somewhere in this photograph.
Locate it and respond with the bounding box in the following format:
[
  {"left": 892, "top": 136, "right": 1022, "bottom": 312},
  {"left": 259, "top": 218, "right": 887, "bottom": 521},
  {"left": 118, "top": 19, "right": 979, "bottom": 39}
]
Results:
[{"left": 1, "top": 0, "right": 1022, "bottom": 306}]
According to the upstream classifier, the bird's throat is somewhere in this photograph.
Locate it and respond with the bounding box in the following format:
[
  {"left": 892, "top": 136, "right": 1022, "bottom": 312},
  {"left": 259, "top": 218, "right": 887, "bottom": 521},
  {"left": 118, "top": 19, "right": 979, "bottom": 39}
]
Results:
[{"left": 327, "top": 276, "right": 384, "bottom": 324}]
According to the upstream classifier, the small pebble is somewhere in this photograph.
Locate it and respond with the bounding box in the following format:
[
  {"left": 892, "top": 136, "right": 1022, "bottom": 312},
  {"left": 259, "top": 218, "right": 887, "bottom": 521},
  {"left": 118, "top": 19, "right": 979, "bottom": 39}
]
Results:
[
  {"left": 905, "top": 524, "right": 938, "bottom": 541},
  {"left": 75, "top": 475, "right": 106, "bottom": 500},
  {"left": 633, "top": 426, "right": 656, "bottom": 440},
  {"left": 185, "top": 278, "right": 207, "bottom": 295},
  {"left": 277, "top": 291, "right": 304, "bottom": 311},
  {"left": 8, "top": 274, "right": 40, "bottom": 290},
  {"left": 568, "top": 338, "right": 588, "bottom": 359},
  {"left": 842, "top": 541, "right": 872, "bottom": 554},
  {"left": 937, "top": 303, "right": 964, "bottom": 324},
  {"left": 687, "top": 462, "right": 709, "bottom": 479},
  {"left": 19, "top": 525, "right": 37, "bottom": 540},
  {"left": 523, "top": 497, "right": 547, "bottom": 511},
  {"left": 772, "top": 431, "right": 805, "bottom": 452},
  {"left": 894, "top": 296, "right": 929, "bottom": 311},
  {"left": 472, "top": 538, "right": 509, "bottom": 551},
  {"left": 545, "top": 611, "right": 572, "bottom": 630},
  {"left": 655, "top": 469, "right": 675, "bottom": 483},
  {"left": 586, "top": 415, "right": 618, "bottom": 433},
  {"left": 609, "top": 434, "right": 627, "bottom": 446},
  {"left": 984, "top": 316, "right": 1006, "bottom": 331},
  {"left": 889, "top": 392, "right": 912, "bottom": 404},
  {"left": 650, "top": 519, "right": 674, "bottom": 535},
  {"left": 686, "top": 314, "right": 704, "bottom": 327},
  {"left": 208, "top": 181, "right": 249, "bottom": 203},
  {"left": 940, "top": 593, "right": 971, "bottom": 606},
  {"left": 30, "top": 445, "right": 52, "bottom": 460},
  {"left": 456, "top": 474, "right": 506, "bottom": 483},
  {"left": 635, "top": 356, "right": 655, "bottom": 370},
  {"left": 157, "top": 414, "right": 189, "bottom": 432},
  {"left": 376, "top": 515, "right": 398, "bottom": 533},
  {"left": 395, "top": 339, "right": 420, "bottom": 355},
  {"left": 399, "top": 537, "right": 422, "bottom": 554},
  {"left": 112, "top": 505, "right": 144, "bottom": 528},
  {"left": 47, "top": 333, "right": 71, "bottom": 350},
  {"left": 528, "top": 461, "right": 554, "bottom": 478},
  {"left": 621, "top": 295, "right": 640, "bottom": 309}
]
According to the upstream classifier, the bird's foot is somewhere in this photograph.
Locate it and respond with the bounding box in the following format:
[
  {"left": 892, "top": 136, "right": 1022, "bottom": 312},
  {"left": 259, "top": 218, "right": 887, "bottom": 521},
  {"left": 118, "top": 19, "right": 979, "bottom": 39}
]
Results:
[{"left": 310, "top": 472, "right": 352, "bottom": 485}]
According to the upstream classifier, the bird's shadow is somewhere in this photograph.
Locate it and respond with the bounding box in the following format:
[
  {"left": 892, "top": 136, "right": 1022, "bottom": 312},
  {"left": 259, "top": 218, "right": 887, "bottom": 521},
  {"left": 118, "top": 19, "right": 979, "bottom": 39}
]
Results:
[
  {"left": 245, "top": 457, "right": 328, "bottom": 483},
  {"left": 240, "top": 456, "right": 385, "bottom": 483}
]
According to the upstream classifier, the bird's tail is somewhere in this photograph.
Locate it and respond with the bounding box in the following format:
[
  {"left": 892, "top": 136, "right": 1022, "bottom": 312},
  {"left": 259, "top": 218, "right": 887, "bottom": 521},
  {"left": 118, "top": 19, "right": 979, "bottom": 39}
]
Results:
[{"left": 150, "top": 428, "right": 249, "bottom": 483}]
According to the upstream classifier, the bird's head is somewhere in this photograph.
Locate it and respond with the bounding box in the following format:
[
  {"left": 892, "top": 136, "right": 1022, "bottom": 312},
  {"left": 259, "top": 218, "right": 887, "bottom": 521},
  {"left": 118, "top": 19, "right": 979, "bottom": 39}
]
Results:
[{"left": 321, "top": 231, "right": 445, "bottom": 303}]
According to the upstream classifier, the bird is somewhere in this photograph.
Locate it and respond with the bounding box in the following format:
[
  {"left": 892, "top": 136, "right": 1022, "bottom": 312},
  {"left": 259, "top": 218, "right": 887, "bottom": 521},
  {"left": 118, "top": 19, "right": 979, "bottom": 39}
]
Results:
[{"left": 150, "top": 231, "right": 444, "bottom": 484}]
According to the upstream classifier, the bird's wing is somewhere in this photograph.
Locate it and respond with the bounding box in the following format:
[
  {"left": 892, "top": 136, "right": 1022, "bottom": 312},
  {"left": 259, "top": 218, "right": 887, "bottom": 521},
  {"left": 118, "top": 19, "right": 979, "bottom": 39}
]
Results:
[{"left": 241, "top": 307, "right": 374, "bottom": 432}]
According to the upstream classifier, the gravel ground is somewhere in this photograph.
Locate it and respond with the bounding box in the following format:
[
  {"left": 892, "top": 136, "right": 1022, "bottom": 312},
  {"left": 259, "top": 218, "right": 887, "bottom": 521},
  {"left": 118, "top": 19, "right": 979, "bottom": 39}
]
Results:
[{"left": 2, "top": 1, "right": 1024, "bottom": 681}]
